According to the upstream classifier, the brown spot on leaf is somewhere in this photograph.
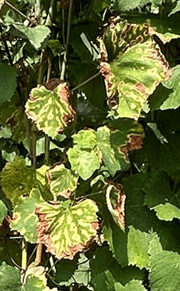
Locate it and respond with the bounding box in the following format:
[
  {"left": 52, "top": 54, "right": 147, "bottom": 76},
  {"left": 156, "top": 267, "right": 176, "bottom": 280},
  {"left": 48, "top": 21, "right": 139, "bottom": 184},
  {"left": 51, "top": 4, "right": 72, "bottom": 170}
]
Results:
[
  {"left": 44, "top": 78, "right": 62, "bottom": 90},
  {"left": 135, "top": 83, "right": 146, "bottom": 94},
  {"left": 121, "top": 134, "right": 144, "bottom": 159}
]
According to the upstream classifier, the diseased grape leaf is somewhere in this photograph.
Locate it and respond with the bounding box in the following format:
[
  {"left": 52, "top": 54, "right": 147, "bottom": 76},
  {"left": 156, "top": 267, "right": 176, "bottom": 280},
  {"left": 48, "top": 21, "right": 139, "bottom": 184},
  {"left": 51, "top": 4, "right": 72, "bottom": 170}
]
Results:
[
  {"left": 25, "top": 82, "right": 75, "bottom": 138},
  {"left": 0, "top": 63, "right": 16, "bottom": 106},
  {"left": 35, "top": 199, "right": 99, "bottom": 259},
  {"left": 68, "top": 125, "right": 143, "bottom": 180},
  {"left": 0, "top": 262, "right": 21, "bottom": 291},
  {"left": 46, "top": 164, "right": 78, "bottom": 199},
  {"left": 106, "top": 184, "right": 126, "bottom": 231},
  {"left": 68, "top": 145, "right": 100, "bottom": 180},
  {"left": 149, "top": 235, "right": 180, "bottom": 291},
  {"left": 11, "top": 188, "right": 43, "bottom": 243},
  {"left": 100, "top": 40, "right": 171, "bottom": 119},
  {"left": 1, "top": 157, "right": 37, "bottom": 206}
]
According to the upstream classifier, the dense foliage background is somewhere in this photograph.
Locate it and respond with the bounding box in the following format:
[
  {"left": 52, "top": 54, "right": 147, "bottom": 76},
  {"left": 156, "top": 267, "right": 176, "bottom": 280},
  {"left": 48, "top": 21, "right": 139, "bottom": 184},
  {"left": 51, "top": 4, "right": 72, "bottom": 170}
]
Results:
[{"left": 1, "top": 0, "right": 180, "bottom": 290}]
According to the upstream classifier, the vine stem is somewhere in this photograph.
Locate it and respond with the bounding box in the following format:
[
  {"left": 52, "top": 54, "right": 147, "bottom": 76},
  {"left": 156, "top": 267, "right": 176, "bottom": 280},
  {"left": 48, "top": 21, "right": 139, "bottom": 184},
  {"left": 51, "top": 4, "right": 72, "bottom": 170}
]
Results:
[
  {"left": 21, "top": 239, "right": 27, "bottom": 283},
  {"left": 71, "top": 71, "right": 100, "bottom": 92},
  {"left": 4, "top": 0, "right": 33, "bottom": 23},
  {"left": 60, "top": 0, "right": 73, "bottom": 80},
  {"left": 45, "top": 0, "right": 55, "bottom": 27}
]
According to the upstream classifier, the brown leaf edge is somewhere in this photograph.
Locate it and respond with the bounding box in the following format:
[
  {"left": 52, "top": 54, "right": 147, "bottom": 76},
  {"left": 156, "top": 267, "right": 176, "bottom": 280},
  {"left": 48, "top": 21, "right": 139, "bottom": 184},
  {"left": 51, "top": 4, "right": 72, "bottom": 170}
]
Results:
[
  {"left": 35, "top": 202, "right": 99, "bottom": 260},
  {"left": 121, "top": 134, "right": 144, "bottom": 159},
  {"left": 106, "top": 182, "right": 126, "bottom": 231}
]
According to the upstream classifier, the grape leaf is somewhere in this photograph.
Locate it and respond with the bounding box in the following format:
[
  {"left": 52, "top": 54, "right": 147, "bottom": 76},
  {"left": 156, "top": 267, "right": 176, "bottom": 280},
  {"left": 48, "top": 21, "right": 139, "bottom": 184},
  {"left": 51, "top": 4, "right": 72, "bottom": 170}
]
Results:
[
  {"left": 0, "top": 63, "right": 16, "bottom": 105},
  {"left": 0, "top": 201, "right": 7, "bottom": 225},
  {"left": 25, "top": 83, "right": 75, "bottom": 138},
  {"left": 106, "top": 184, "right": 126, "bottom": 231},
  {"left": 127, "top": 226, "right": 155, "bottom": 269},
  {"left": 169, "top": 0, "right": 180, "bottom": 16},
  {"left": 12, "top": 24, "right": 50, "bottom": 50},
  {"left": 160, "top": 65, "right": 180, "bottom": 110},
  {"left": 1, "top": 157, "right": 36, "bottom": 206},
  {"left": 11, "top": 188, "right": 43, "bottom": 243},
  {"left": 35, "top": 199, "right": 99, "bottom": 259},
  {"left": 0, "top": 262, "right": 21, "bottom": 291},
  {"left": 68, "top": 145, "right": 100, "bottom": 180},
  {"left": 149, "top": 236, "right": 180, "bottom": 291},
  {"left": 115, "top": 280, "right": 146, "bottom": 291},
  {"left": 100, "top": 40, "right": 171, "bottom": 119},
  {"left": 46, "top": 164, "right": 78, "bottom": 199},
  {"left": 143, "top": 171, "right": 180, "bottom": 221},
  {"left": 113, "top": 0, "right": 163, "bottom": 11}
]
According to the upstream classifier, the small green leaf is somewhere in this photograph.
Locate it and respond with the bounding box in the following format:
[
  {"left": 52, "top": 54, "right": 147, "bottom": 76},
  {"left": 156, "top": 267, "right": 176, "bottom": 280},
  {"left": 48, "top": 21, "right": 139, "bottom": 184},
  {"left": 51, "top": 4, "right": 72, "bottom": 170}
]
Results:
[
  {"left": 115, "top": 280, "right": 146, "bottom": 291},
  {"left": 149, "top": 236, "right": 180, "bottom": 291},
  {"left": 25, "top": 83, "right": 75, "bottom": 138},
  {"left": 73, "top": 129, "right": 98, "bottom": 149},
  {"left": 47, "top": 164, "right": 78, "bottom": 198},
  {"left": 0, "top": 262, "right": 21, "bottom": 291},
  {"left": 12, "top": 24, "right": 50, "bottom": 50},
  {"left": 113, "top": 0, "right": 163, "bottom": 12},
  {"left": 161, "top": 65, "right": 180, "bottom": 110},
  {"left": 36, "top": 199, "right": 99, "bottom": 259},
  {"left": 0, "top": 63, "right": 16, "bottom": 105},
  {"left": 1, "top": 157, "right": 36, "bottom": 206},
  {"left": 68, "top": 145, "right": 100, "bottom": 180},
  {"left": 11, "top": 188, "right": 43, "bottom": 243},
  {"left": 128, "top": 226, "right": 155, "bottom": 269},
  {"left": 0, "top": 200, "right": 7, "bottom": 225}
]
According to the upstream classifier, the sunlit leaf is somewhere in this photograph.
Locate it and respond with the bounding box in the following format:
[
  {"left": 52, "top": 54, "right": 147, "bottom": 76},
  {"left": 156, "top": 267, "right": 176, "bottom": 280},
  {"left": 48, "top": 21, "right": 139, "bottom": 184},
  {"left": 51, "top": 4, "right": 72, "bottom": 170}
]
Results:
[
  {"left": 11, "top": 188, "right": 43, "bottom": 243},
  {"left": 149, "top": 235, "right": 180, "bottom": 291},
  {"left": 106, "top": 184, "right": 126, "bottom": 231},
  {"left": 35, "top": 199, "right": 99, "bottom": 259},
  {"left": 100, "top": 40, "right": 171, "bottom": 119},
  {"left": 47, "top": 164, "right": 78, "bottom": 199},
  {"left": 12, "top": 24, "right": 50, "bottom": 50},
  {"left": 1, "top": 157, "right": 36, "bottom": 206},
  {"left": 25, "top": 82, "right": 75, "bottom": 138}
]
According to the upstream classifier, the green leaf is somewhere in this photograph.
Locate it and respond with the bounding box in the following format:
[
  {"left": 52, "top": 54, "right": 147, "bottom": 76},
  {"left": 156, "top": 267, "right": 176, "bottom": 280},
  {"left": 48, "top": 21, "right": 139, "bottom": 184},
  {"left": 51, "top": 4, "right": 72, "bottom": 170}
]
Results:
[
  {"left": 160, "top": 65, "right": 180, "bottom": 110},
  {"left": 36, "top": 199, "right": 99, "bottom": 259},
  {"left": 72, "top": 253, "right": 91, "bottom": 286},
  {"left": 149, "top": 236, "right": 180, "bottom": 291},
  {"left": 115, "top": 280, "right": 146, "bottom": 291},
  {"left": 0, "top": 262, "right": 21, "bottom": 291},
  {"left": 22, "top": 264, "right": 58, "bottom": 291},
  {"left": 25, "top": 83, "right": 75, "bottom": 138},
  {"left": 169, "top": 0, "right": 180, "bottom": 16},
  {"left": 11, "top": 188, "right": 43, "bottom": 243},
  {"left": 101, "top": 40, "right": 170, "bottom": 119},
  {"left": 47, "top": 164, "right": 78, "bottom": 199},
  {"left": 143, "top": 171, "right": 180, "bottom": 221},
  {"left": 12, "top": 24, "right": 50, "bottom": 50},
  {"left": 128, "top": 226, "right": 155, "bottom": 269},
  {"left": 69, "top": 23, "right": 99, "bottom": 63},
  {"left": 0, "top": 63, "right": 16, "bottom": 105},
  {"left": 1, "top": 157, "right": 36, "bottom": 206},
  {"left": 55, "top": 257, "right": 78, "bottom": 284},
  {"left": 0, "top": 200, "right": 7, "bottom": 225},
  {"left": 113, "top": 0, "right": 163, "bottom": 11},
  {"left": 68, "top": 145, "right": 100, "bottom": 180},
  {"left": 92, "top": 270, "right": 115, "bottom": 291}
]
